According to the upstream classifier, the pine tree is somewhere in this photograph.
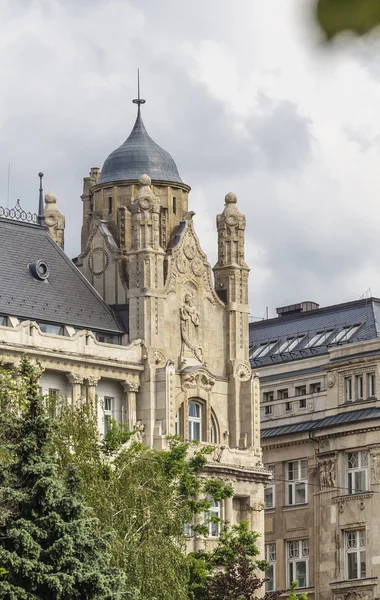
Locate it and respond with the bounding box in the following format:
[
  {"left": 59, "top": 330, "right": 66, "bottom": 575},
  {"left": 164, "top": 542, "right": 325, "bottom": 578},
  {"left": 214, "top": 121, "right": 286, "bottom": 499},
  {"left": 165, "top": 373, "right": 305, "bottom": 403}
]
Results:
[{"left": 0, "top": 358, "right": 124, "bottom": 600}]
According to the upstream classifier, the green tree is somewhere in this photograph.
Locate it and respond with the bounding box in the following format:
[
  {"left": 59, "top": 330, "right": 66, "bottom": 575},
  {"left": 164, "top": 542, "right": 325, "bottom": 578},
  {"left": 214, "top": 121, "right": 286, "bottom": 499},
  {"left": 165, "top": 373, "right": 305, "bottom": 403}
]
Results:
[
  {"left": 188, "top": 522, "right": 281, "bottom": 600},
  {"left": 53, "top": 401, "right": 234, "bottom": 600},
  {"left": 0, "top": 358, "right": 124, "bottom": 600},
  {"left": 286, "top": 581, "right": 308, "bottom": 600},
  {"left": 316, "top": 0, "right": 380, "bottom": 40}
]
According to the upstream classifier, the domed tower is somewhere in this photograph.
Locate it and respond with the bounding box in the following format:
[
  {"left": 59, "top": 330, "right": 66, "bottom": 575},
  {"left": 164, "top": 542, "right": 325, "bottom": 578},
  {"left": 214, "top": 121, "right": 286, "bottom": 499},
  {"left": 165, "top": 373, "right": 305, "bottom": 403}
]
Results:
[{"left": 75, "top": 93, "right": 191, "bottom": 308}]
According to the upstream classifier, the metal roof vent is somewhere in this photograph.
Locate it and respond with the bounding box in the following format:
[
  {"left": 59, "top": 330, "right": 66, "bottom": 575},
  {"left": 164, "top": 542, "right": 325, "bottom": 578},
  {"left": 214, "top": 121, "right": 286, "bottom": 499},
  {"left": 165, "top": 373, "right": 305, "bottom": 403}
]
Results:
[{"left": 29, "top": 260, "right": 50, "bottom": 281}]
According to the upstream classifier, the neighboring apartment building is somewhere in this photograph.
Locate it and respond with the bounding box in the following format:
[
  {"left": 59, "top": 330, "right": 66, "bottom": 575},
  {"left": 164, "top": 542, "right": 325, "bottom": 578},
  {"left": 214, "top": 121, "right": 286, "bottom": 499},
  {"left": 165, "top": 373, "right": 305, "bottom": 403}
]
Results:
[
  {"left": 0, "top": 97, "right": 268, "bottom": 558},
  {"left": 250, "top": 299, "right": 380, "bottom": 600}
]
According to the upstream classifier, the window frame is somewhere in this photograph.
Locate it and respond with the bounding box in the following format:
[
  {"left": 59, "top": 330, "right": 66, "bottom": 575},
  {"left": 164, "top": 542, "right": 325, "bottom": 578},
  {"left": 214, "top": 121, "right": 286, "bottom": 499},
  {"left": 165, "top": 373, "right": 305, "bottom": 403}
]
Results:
[
  {"left": 345, "top": 376, "right": 353, "bottom": 402},
  {"left": 264, "top": 405, "right": 273, "bottom": 416},
  {"left": 286, "top": 539, "right": 309, "bottom": 589},
  {"left": 346, "top": 451, "right": 368, "bottom": 494},
  {"left": 103, "top": 396, "right": 114, "bottom": 434},
  {"left": 264, "top": 465, "right": 276, "bottom": 509},
  {"left": 205, "top": 497, "right": 221, "bottom": 538},
  {"left": 188, "top": 400, "right": 202, "bottom": 442},
  {"left": 286, "top": 459, "right": 308, "bottom": 506},
  {"left": 345, "top": 529, "right": 366, "bottom": 580},
  {"left": 368, "top": 373, "right": 376, "bottom": 397},
  {"left": 265, "top": 543, "right": 276, "bottom": 591}
]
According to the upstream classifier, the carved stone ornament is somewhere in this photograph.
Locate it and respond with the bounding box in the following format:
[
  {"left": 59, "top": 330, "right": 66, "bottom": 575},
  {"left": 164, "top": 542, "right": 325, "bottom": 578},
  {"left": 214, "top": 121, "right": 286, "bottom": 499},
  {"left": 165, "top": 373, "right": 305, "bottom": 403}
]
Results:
[
  {"left": 87, "top": 376, "right": 100, "bottom": 386},
  {"left": 371, "top": 450, "right": 380, "bottom": 483},
  {"left": 181, "top": 369, "right": 215, "bottom": 392},
  {"left": 88, "top": 247, "right": 109, "bottom": 276},
  {"left": 183, "top": 240, "right": 197, "bottom": 260},
  {"left": 191, "top": 257, "right": 204, "bottom": 276},
  {"left": 150, "top": 350, "right": 166, "bottom": 367},
  {"left": 327, "top": 372, "right": 336, "bottom": 388},
  {"left": 318, "top": 457, "right": 337, "bottom": 489},
  {"left": 336, "top": 592, "right": 372, "bottom": 600},
  {"left": 235, "top": 363, "right": 251, "bottom": 381},
  {"left": 180, "top": 291, "right": 204, "bottom": 363}
]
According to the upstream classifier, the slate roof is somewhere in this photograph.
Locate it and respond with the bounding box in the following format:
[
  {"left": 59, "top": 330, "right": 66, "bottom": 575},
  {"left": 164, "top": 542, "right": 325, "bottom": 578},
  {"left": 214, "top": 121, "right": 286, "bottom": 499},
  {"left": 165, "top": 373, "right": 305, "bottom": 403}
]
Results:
[
  {"left": 261, "top": 406, "right": 380, "bottom": 438},
  {"left": 98, "top": 108, "right": 184, "bottom": 186},
  {"left": 0, "top": 218, "right": 123, "bottom": 333},
  {"left": 249, "top": 298, "right": 380, "bottom": 367}
]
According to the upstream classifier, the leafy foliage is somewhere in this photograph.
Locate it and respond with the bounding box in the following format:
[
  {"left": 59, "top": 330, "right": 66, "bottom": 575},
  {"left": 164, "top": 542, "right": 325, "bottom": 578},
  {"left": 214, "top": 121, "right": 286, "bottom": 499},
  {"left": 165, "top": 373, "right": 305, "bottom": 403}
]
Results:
[
  {"left": 0, "top": 358, "right": 124, "bottom": 600},
  {"left": 316, "top": 0, "right": 380, "bottom": 40},
  {"left": 52, "top": 402, "right": 235, "bottom": 600},
  {"left": 188, "top": 522, "right": 281, "bottom": 600},
  {"left": 287, "top": 581, "right": 308, "bottom": 600}
]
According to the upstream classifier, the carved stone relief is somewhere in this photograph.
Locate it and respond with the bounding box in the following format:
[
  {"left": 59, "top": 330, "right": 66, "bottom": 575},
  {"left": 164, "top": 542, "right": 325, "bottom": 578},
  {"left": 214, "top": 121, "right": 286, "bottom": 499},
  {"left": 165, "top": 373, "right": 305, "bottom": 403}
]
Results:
[
  {"left": 235, "top": 363, "right": 251, "bottom": 381},
  {"left": 180, "top": 291, "right": 204, "bottom": 363},
  {"left": 181, "top": 369, "right": 215, "bottom": 393},
  {"left": 44, "top": 192, "right": 65, "bottom": 249},
  {"left": 336, "top": 591, "right": 372, "bottom": 600},
  {"left": 327, "top": 372, "right": 336, "bottom": 388},
  {"left": 371, "top": 450, "right": 380, "bottom": 483},
  {"left": 319, "top": 457, "right": 337, "bottom": 489}
]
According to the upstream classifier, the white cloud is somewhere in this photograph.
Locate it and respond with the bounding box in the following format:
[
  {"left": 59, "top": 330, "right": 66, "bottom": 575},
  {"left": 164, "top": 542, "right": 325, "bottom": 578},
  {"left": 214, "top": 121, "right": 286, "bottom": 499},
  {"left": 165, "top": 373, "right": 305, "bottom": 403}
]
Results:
[{"left": 1, "top": 0, "right": 380, "bottom": 317}]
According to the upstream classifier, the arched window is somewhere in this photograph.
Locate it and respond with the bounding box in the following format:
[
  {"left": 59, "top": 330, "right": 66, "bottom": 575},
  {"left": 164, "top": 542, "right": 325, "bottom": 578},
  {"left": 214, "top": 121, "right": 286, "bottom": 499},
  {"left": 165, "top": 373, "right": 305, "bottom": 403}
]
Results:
[
  {"left": 188, "top": 400, "right": 202, "bottom": 441},
  {"left": 205, "top": 498, "right": 220, "bottom": 537},
  {"left": 210, "top": 414, "right": 218, "bottom": 444}
]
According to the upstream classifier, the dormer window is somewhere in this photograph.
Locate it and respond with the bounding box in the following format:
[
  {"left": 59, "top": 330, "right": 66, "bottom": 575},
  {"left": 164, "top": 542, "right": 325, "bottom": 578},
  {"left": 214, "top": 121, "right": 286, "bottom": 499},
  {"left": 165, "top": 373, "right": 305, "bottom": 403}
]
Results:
[
  {"left": 39, "top": 323, "right": 64, "bottom": 336},
  {"left": 0, "top": 315, "right": 8, "bottom": 327}
]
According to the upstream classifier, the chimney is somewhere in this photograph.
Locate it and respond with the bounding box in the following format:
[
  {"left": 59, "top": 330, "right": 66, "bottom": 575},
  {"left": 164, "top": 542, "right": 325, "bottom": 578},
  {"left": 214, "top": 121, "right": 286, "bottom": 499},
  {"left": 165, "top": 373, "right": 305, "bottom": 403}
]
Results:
[{"left": 276, "top": 301, "right": 319, "bottom": 317}]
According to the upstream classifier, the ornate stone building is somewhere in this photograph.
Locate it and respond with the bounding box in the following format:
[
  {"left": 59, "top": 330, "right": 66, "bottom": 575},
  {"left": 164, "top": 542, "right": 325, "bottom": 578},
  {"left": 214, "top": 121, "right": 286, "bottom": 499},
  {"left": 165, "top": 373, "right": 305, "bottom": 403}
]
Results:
[
  {"left": 0, "top": 99, "right": 267, "bottom": 561},
  {"left": 250, "top": 299, "right": 380, "bottom": 599}
]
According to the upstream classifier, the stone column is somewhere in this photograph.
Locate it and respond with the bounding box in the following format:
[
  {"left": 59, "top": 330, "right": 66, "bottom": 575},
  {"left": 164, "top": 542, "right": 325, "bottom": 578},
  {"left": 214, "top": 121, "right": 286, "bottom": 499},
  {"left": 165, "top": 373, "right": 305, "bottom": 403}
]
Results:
[
  {"left": 224, "top": 495, "right": 233, "bottom": 526},
  {"left": 87, "top": 376, "right": 100, "bottom": 418},
  {"left": 66, "top": 373, "right": 84, "bottom": 405},
  {"left": 122, "top": 381, "right": 139, "bottom": 430}
]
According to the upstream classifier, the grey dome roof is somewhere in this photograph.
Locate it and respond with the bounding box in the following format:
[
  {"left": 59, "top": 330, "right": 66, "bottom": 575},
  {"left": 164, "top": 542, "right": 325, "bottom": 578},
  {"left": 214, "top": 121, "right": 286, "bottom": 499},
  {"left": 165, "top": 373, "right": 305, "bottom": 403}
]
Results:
[{"left": 98, "top": 109, "right": 183, "bottom": 185}]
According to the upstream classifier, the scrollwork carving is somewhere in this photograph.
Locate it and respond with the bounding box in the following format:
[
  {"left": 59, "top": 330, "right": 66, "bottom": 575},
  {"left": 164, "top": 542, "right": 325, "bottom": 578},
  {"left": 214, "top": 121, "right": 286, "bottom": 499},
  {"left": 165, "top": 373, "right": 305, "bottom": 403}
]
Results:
[
  {"left": 235, "top": 363, "right": 251, "bottom": 381},
  {"left": 181, "top": 369, "right": 215, "bottom": 393}
]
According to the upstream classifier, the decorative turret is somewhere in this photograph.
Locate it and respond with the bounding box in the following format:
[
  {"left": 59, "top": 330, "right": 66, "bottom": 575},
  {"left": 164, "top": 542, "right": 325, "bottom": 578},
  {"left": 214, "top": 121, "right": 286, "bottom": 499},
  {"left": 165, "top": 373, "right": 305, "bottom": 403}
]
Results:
[
  {"left": 127, "top": 175, "right": 165, "bottom": 343},
  {"left": 213, "top": 192, "right": 250, "bottom": 363}
]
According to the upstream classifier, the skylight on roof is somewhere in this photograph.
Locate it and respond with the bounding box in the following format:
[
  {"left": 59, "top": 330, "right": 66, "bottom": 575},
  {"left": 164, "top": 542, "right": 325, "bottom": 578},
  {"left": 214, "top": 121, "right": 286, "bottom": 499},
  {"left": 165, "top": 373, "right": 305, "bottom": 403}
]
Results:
[
  {"left": 250, "top": 341, "right": 277, "bottom": 359},
  {"left": 329, "top": 324, "right": 361, "bottom": 345},
  {"left": 273, "top": 335, "right": 304, "bottom": 354},
  {"left": 304, "top": 330, "right": 334, "bottom": 349}
]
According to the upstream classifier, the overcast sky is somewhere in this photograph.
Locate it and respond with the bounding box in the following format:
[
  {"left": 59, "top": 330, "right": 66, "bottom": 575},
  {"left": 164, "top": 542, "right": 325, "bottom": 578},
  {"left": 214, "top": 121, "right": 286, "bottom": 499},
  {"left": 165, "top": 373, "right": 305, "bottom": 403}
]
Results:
[{"left": 2, "top": 0, "right": 380, "bottom": 318}]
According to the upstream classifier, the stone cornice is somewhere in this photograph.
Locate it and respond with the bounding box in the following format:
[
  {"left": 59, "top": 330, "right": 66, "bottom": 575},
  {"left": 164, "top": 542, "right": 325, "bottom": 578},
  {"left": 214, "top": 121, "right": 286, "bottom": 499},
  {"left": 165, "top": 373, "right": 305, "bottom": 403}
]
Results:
[
  {"left": 203, "top": 461, "right": 271, "bottom": 483},
  {"left": 332, "top": 491, "right": 373, "bottom": 503}
]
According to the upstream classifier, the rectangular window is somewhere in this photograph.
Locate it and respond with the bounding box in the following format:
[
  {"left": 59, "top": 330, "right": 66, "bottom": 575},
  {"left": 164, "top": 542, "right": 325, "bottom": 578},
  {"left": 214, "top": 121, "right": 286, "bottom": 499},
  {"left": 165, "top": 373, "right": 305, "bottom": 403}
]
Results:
[
  {"left": 95, "top": 333, "right": 121, "bottom": 345},
  {"left": 250, "top": 342, "right": 276, "bottom": 359},
  {"left": 39, "top": 323, "right": 64, "bottom": 336},
  {"left": 263, "top": 391, "right": 274, "bottom": 402},
  {"left": 264, "top": 465, "right": 275, "bottom": 509},
  {"left": 172, "top": 196, "right": 177, "bottom": 215},
  {"left": 48, "top": 388, "right": 59, "bottom": 418},
  {"left": 273, "top": 336, "right": 304, "bottom": 354},
  {"left": 346, "top": 530, "right": 366, "bottom": 580},
  {"left": 264, "top": 405, "right": 273, "bottom": 416},
  {"left": 265, "top": 543, "right": 276, "bottom": 591},
  {"left": 104, "top": 396, "right": 113, "bottom": 434},
  {"left": 347, "top": 451, "right": 368, "bottom": 494},
  {"left": 278, "top": 389, "right": 289, "bottom": 399},
  {"left": 287, "top": 539, "right": 309, "bottom": 588},
  {"left": 295, "top": 385, "right": 306, "bottom": 396},
  {"left": 345, "top": 377, "right": 353, "bottom": 402},
  {"left": 368, "top": 373, "right": 376, "bottom": 397},
  {"left": 304, "top": 330, "right": 334, "bottom": 348},
  {"left": 287, "top": 459, "right": 308, "bottom": 505},
  {"left": 205, "top": 499, "right": 220, "bottom": 537},
  {"left": 108, "top": 197, "right": 113, "bottom": 214},
  {"left": 299, "top": 398, "right": 306, "bottom": 409},
  {"left": 285, "top": 401, "right": 292, "bottom": 412},
  {"left": 310, "top": 382, "right": 321, "bottom": 393},
  {"left": 0, "top": 315, "right": 8, "bottom": 326},
  {"left": 356, "top": 375, "right": 364, "bottom": 400}
]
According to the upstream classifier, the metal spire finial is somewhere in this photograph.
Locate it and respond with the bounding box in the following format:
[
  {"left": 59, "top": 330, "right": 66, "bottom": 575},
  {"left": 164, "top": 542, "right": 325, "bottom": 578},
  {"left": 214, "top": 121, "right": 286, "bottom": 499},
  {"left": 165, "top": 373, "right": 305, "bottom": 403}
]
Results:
[
  {"left": 37, "top": 172, "right": 45, "bottom": 227},
  {"left": 132, "top": 68, "right": 146, "bottom": 114}
]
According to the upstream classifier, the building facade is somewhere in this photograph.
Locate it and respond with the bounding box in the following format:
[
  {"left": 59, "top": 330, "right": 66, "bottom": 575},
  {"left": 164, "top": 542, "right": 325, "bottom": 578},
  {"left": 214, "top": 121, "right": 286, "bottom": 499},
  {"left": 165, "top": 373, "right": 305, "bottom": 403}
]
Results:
[
  {"left": 0, "top": 100, "right": 268, "bottom": 561},
  {"left": 250, "top": 299, "right": 380, "bottom": 599}
]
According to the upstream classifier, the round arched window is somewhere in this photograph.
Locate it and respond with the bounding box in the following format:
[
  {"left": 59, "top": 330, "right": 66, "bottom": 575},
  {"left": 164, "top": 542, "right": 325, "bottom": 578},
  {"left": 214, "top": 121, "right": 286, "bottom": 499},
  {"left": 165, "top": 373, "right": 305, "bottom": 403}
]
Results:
[{"left": 188, "top": 401, "right": 202, "bottom": 441}]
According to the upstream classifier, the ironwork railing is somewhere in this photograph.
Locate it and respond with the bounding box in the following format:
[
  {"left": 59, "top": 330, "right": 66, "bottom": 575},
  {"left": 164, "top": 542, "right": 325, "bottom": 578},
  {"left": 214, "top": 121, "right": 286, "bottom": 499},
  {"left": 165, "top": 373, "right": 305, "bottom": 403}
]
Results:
[{"left": 0, "top": 200, "right": 38, "bottom": 224}]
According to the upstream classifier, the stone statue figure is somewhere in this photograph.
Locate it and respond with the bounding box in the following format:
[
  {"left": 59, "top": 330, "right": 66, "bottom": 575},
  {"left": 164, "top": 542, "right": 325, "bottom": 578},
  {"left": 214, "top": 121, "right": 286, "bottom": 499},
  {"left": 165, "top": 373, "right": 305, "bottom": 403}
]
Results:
[
  {"left": 180, "top": 292, "right": 204, "bottom": 363},
  {"left": 44, "top": 192, "right": 65, "bottom": 249}
]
